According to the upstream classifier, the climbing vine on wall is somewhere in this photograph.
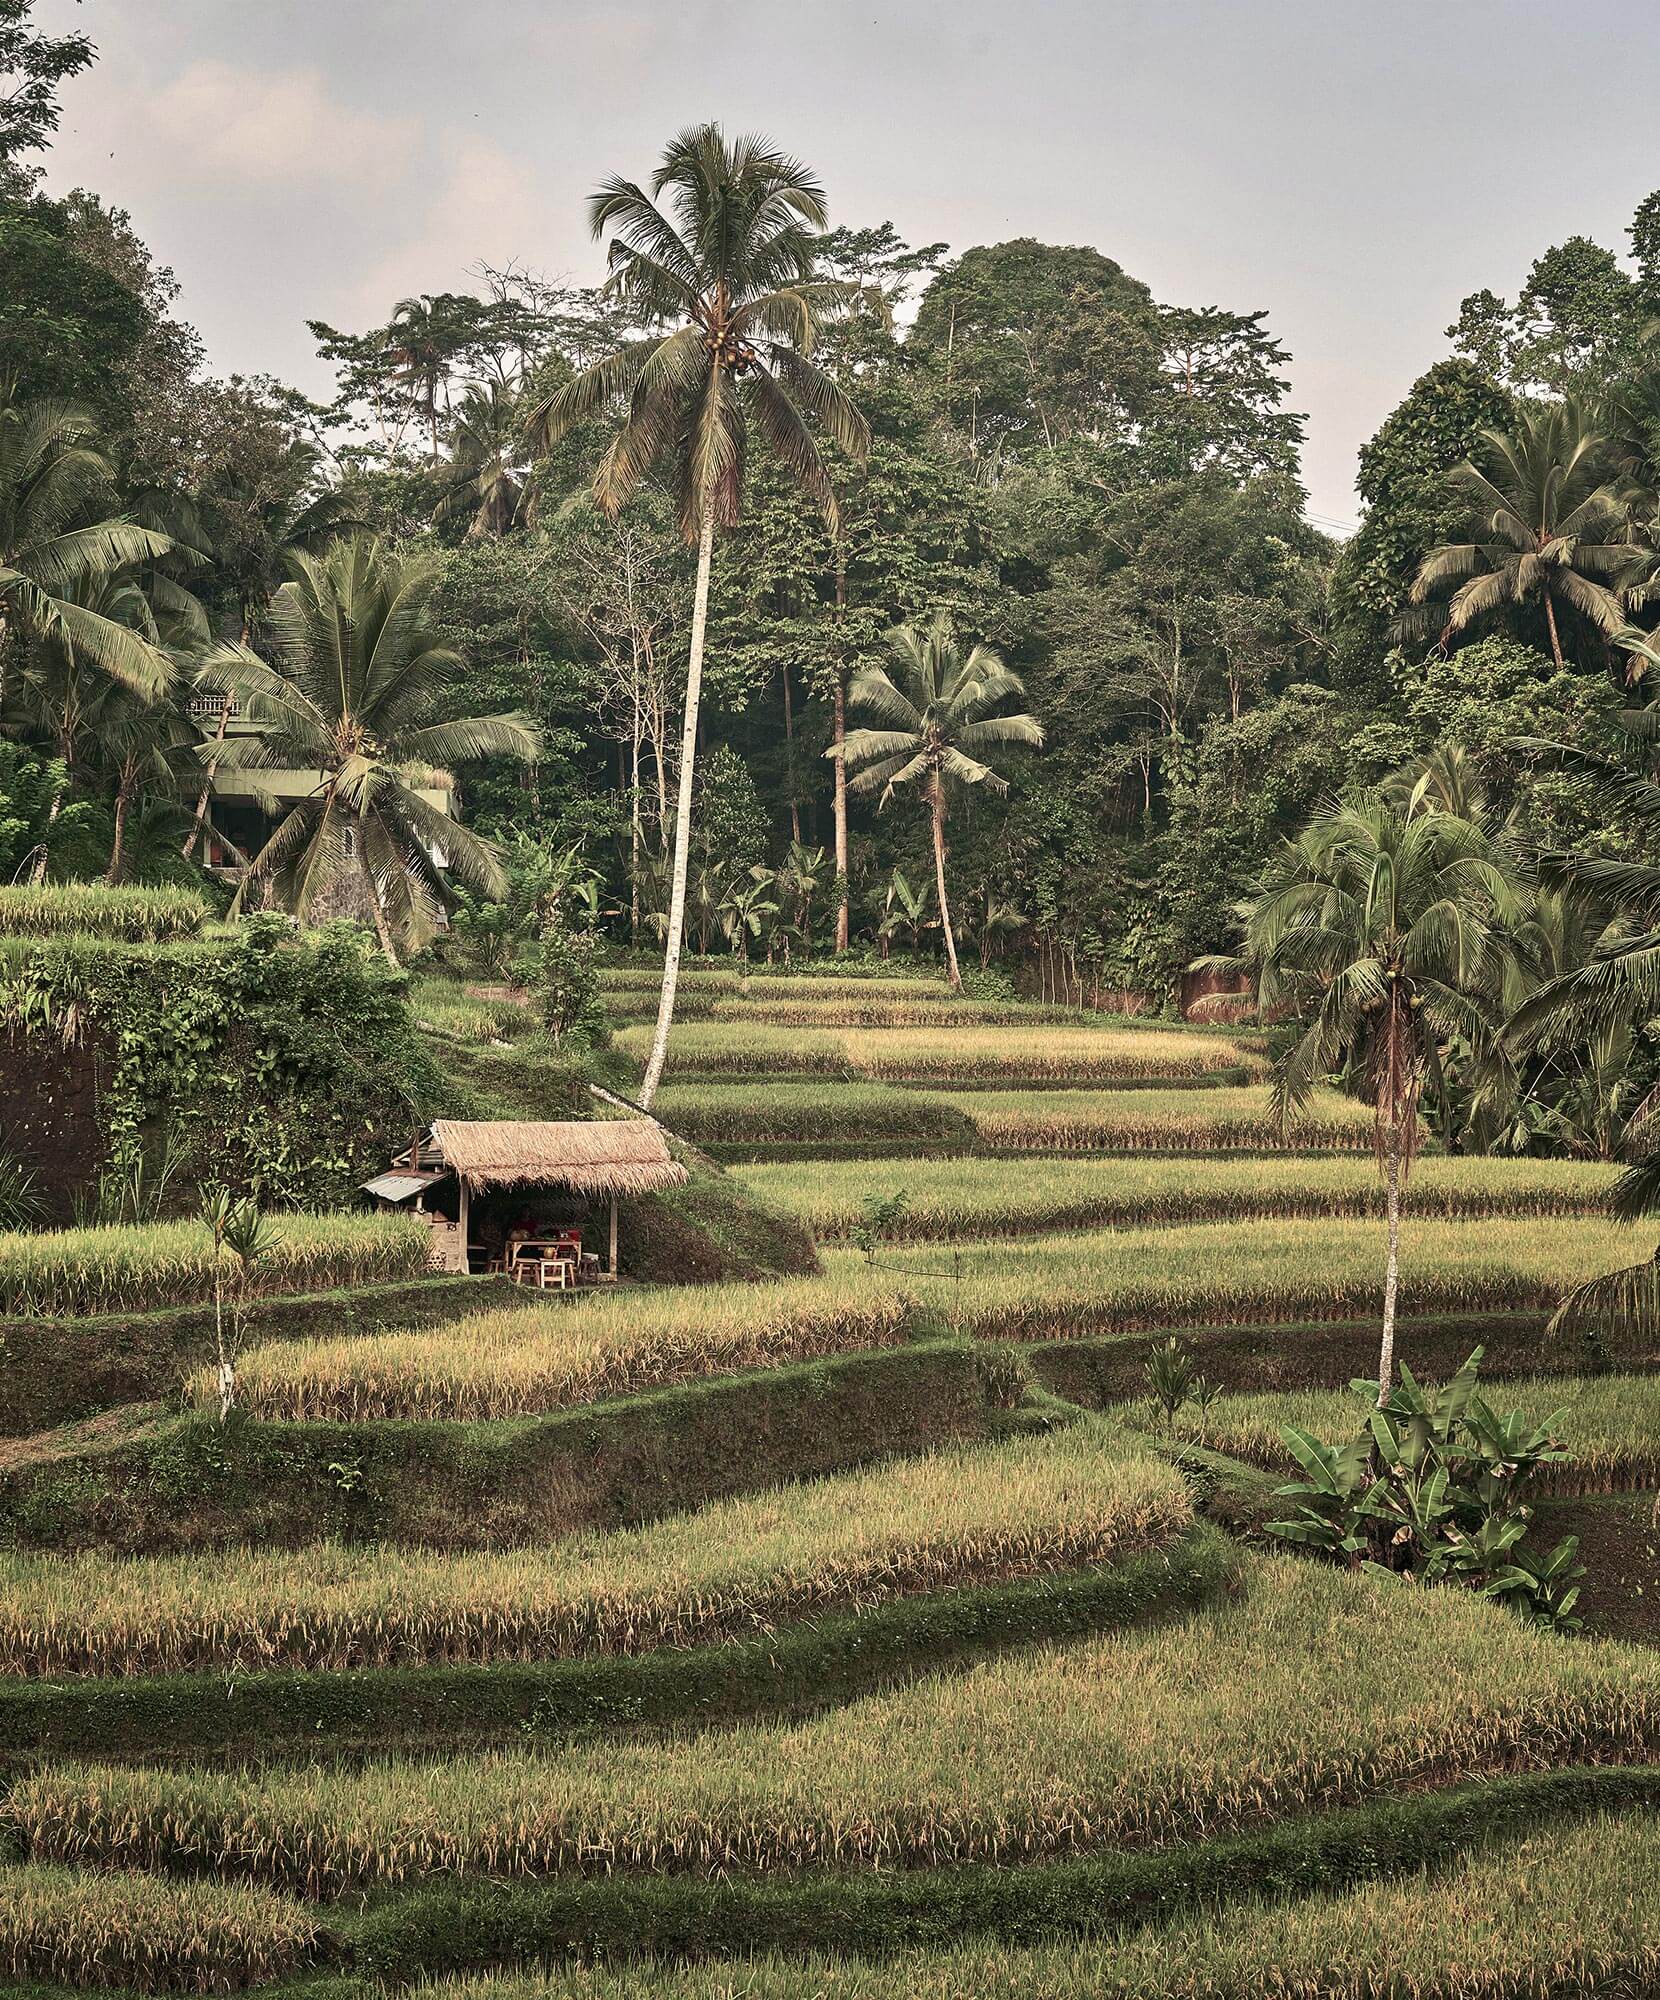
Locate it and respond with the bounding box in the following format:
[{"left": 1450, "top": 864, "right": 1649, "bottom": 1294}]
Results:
[{"left": 0, "top": 917, "right": 450, "bottom": 1209}]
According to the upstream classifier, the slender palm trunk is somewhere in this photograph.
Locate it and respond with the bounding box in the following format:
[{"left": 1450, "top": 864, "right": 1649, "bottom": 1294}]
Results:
[
  {"left": 781, "top": 662, "right": 801, "bottom": 845},
  {"left": 105, "top": 767, "right": 133, "bottom": 885},
  {"left": 639, "top": 493, "right": 715, "bottom": 1109},
  {"left": 833, "top": 558, "right": 850, "bottom": 952},
  {"left": 1377, "top": 1124, "right": 1402, "bottom": 1405},
  {"left": 183, "top": 700, "right": 233, "bottom": 862},
  {"left": 1543, "top": 590, "right": 1565, "bottom": 672},
  {"left": 931, "top": 772, "right": 962, "bottom": 992},
  {"left": 29, "top": 790, "right": 61, "bottom": 885}
]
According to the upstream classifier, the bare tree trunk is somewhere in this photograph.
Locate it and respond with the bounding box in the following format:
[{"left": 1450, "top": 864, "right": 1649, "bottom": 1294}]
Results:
[
  {"left": 931, "top": 773, "right": 962, "bottom": 992},
  {"left": 29, "top": 790, "right": 61, "bottom": 885},
  {"left": 1378, "top": 1126, "right": 1402, "bottom": 1405},
  {"left": 183, "top": 701, "right": 232, "bottom": 862},
  {"left": 629, "top": 698, "right": 642, "bottom": 943},
  {"left": 639, "top": 492, "right": 715, "bottom": 1110}
]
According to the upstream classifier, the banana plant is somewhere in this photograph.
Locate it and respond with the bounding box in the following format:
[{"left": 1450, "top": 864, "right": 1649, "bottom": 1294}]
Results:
[
  {"left": 720, "top": 867, "right": 780, "bottom": 963},
  {"left": 1265, "top": 1427, "right": 1385, "bottom": 1560}
]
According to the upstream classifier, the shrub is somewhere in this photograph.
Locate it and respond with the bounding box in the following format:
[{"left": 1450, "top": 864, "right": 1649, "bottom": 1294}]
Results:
[{"left": 534, "top": 908, "right": 605, "bottom": 1046}]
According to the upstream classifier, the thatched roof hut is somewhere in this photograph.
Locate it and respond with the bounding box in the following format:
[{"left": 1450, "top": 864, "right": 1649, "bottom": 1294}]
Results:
[
  {"left": 430, "top": 1119, "right": 688, "bottom": 1197},
  {"left": 370, "top": 1118, "right": 687, "bottom": 1280}
]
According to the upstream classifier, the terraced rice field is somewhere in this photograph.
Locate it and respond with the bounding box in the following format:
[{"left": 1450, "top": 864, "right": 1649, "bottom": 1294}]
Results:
[
  {"left": 13, "top": 1559, "right": 1658, "bottom": 1891},
  {"left": 742, "top": 1154, "right": 1618, "bottom": 1240},
  {"left": 0, "top": 1428, "right": 1189, "bottom": 1675}
]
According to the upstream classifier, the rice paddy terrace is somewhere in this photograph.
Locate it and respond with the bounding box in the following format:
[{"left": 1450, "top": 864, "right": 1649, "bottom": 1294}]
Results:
[{"left": 2, "top": 957, "right": 1658, "bottom": 1998}]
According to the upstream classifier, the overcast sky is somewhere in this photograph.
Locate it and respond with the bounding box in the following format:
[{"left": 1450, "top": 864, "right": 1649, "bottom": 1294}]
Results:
[{"left": 31, "top": 0, "right": 1660, "bottom": 529}]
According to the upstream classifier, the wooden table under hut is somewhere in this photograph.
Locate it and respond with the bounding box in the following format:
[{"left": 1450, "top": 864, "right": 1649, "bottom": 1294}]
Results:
[{"left": 363, "top": 1118, "right": 688, "bottom": 1287}]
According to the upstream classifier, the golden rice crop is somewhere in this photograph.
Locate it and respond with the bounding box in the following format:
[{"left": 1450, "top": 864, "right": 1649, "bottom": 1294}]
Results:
[
  {"left": 744, "top": 1155, "right": 1617, "bottom": 1241},
  {"left": 0, "top": 1428, "right": 1189, "bottom": 1676},
  {"left": 707, "top": 997, "right": 1080, "bottom": 1029},
  {"left": 738, "top": 975, "right": 950, "bottom": 1000},
  {"left": 941, "top": 1084, "right": 1377, "bottom": 1152},
  {"left": 1150, "top": 1371, "right": 1660, "bottom": 1494},
  {"left": 617, "top": 1021, "right": 1264, "bottom": 1083},
  {"left": 197, "top": 1275, "right": 910, "bottom": 1421},
  {"left": 822, "top": 1215, "right": 1634, "bottom": 1341},
  {"left": 0, "top": 1860, "right": 318, "bottom": 1993},
  {"left": 15, "top": 1557, "right": 1658, "bottom": 1892},
  {"left": 0, "top": 1210, "right": 430, "bottom": 1319},
  {"left": 599, "top": 966, "right": 744, "bottom": 993},
  {"left": 414, "top": 1809, "right": 1660, "bottom": 2000},
  {"left": 0, "top": 882, "right": 209, "bottom": 941},
  {"left": 652, "top": 1082, "right": 978, "bottom": 1150}
]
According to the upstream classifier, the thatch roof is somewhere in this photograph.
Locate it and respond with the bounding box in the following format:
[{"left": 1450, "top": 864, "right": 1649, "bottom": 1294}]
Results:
[{"left": 429, "top": 1118, "right": 688, "bottom": 1197}]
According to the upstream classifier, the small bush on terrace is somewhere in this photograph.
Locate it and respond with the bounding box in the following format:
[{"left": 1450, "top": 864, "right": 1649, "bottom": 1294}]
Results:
[
  {"left": 0, "top": 1210, "right": 427, "bottom": 1319},
  {"left": 0, "top": 882, "right": 209, "bottom": 941}
]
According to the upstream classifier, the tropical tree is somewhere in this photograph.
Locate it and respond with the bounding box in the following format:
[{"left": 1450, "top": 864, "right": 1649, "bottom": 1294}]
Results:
[
  {"left": 1408, "top": 400, "right": 1634, "bottom": 670},
  {"left": 1221, "top": 791, "right": 1521, "bottom": 1401},
  {"left": 527, "top": 121, "right": 869, "bottom": 1108},
  {"left": 435, "top": 382, "right": 529, "bottom": 539},
  {"left": 385, "top": 294, "right": 465, "bottom": 462},
  {"left": 837, "top": 617, "right": 1043, "bottom": 990},
  {"left": 203, "top": 534, "right": 539, "bottom": 962},
  {"left": 720, "top": 865, "right": 778, "bottom": 962},
  {"left": 0, "top": 391, "right": 173, "bottom": 713},
  {"left": 875, "top": 867, "right": 934, "bottom": 958},
  {"left": 776, "top": 838, "right": 829, "bottom": 957}
]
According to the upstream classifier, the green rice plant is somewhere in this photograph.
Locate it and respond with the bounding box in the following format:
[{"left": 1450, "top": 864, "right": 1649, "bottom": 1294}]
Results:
[
  {"left": 616, "top": 1021, "right": 1264, "bottom": 1083},
  {"left": 410, "top": 1808, "right": 1660, "bottom": 2000},
  {"left": 407, "top": 974, "right": 534, "bottom": 1043},
  {"left": 0, "top": 1428, "right": 1189, "bottom": 1676},
  {"left": 742, "top": 1156, "right": 1618, "bottom": 1241},
  {"left": 1146, "top": 1371, "right": 1660, "bottom": 1494},
  {"left": 0, "top": 1210, "right": 430, "bottom": 1319},
  {"left": 197, "top": 1275, "right": 911, "bottom": 1421},
  {"left": 822, "top": 1216, "right": 1635, "bottom": 1342},
  {"left": 708, "top": 997, "right": 1079, "bottom": 1029},
  {"left": 0, "top": 1860, "right": 318, "bottom": 1992},
  {"left": 739, "top": 975, "right": 949, "bottom": 1000},
  {"left": 0, "top": 882, "right": 209, "bottom": 941},
  {"left": 941, "top": 1084, "right": 1378, "bottom": 1152},
  {"left": 651, "top": 1082, "right": 978, "bottom": 1152},
  {"left": 14, "top": 1557, "right": 1659, "bottom": 1891},
  {"left": 598, "top": 966, "right": 743, "bottom": 994}
]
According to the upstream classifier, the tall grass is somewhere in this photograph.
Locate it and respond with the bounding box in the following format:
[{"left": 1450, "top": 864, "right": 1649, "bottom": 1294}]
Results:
[
  {"left": 1147, "top": 1371, "right": 1660, "bottom": 1494},
  {"left": 0, "top": 882, "right": 209, "bottom": 941},
  {"left": 14, "top": 1558, "right": 1658, "bottom": 1891},
  {"left": 616, "top": 1021, "right": 1263, "bottom": 1083},
  {"left": 743, "top": 1155, "right": 1618, "bottom": 1241},
  {"left": 940, "top": 1084, "right": 1377, "bottom": 1152},
  {"left": 0, "top": 1211, "right": 430, "bottom": 1319},
  {"left": 0, "top": 1429, "right": 1189, "bottom": 1676},
  {"left": 652, "top": 1082, "right": 979, "bottom": 1151},
  {"left": 416, "top": 1810, "right": 1660, "bottom": 2000},
  {"left": 201, "top": 1276, "right": 910, "bottom": 1421},
  {"left": 0, "top": 1860, "right": 317, "bottom": 1993},
  {"left": 823, "top": 1216, "right": 1634, "bottom": 1342},
  {"left": 407, "top": 974, "right": 533, "bottom": 1043}
]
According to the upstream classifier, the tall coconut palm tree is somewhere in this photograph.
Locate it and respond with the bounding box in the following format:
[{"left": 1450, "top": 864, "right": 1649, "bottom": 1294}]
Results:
[
  {"left": 836, "top": 618, "right": 1042, "bottom": 991},
  {"left": 202, "top": 535, "right": 539, "bottom": 963},
  {"left": 527, "top": 122, "right": 869, "bottom": 1108},
  {"left": 386, "top": 295, "right": 460, "bottom": 462},
  {"left": 0, "top": 391, "right": 174, "bottom": 713},
  {"left": 1408, "top": 400, "right": 1635, "bottom": 670},
  {"left": 1223, "top": 794, "right": 1521, "bottom": 1401}
]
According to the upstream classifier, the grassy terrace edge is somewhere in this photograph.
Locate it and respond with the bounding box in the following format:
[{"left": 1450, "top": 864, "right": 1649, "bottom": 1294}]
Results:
[{"left": 0, "top": 1529, "right": 1235, "bottom": 1764}]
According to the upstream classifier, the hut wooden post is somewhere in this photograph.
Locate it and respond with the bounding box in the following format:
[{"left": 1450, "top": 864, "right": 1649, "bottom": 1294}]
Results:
[
  {"left": 457, "top": 1175, "right": 471, "bottom": 1274},
  {"left": 608, "top": 1192, "right": 619, "bottom": 1277}
]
